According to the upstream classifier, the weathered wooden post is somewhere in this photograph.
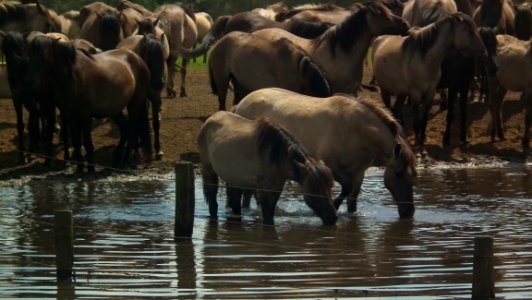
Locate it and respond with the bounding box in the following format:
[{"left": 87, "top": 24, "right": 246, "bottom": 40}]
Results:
[
  {"left": 175, "top": 162, "right": 195, "bottom": 238},
  {"left": 55, "top": 210, "right": 74, "bottom": 281},
  {"left": 472, "top": 236, "right": 495, "bottom": 300}
]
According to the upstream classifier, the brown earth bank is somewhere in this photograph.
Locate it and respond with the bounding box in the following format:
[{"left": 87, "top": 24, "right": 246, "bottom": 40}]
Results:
[{"left": 0, "top": 67, "right": 530, "bottom": 182}]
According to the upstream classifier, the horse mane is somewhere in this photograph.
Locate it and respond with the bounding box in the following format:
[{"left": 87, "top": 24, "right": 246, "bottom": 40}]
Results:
[
  {"left": 402, "top": 21, "right": 439, "bottom": 57},
  {"left": 61, "top": 10, "right": 80, "bottom": 20},
  {"left": 312, "top": 2, "right": 393, "bottom": 55},
  {"left": 420, "top": 2, "right": 454, "bottom": 25},
  {"left": 352, "top": 96, "right": 417, "bottom": 169},
  {"left": 290, "top": 41, "right": 331, "bottom": 97},
  {"left": 256, "top": 118, "right": 333, "bottom": 189},
  {"left": 0, "top": 1, "right": 26, "bottom": 26},
  {"left": 99, "top": 12, "right": 122, "bottom": 50},
  {"left": 176, "top": 2, "right": 195, "bottom": 22},
  {"left": 287, "top": 18, "right": 333, "bottom": 39},
  {"left": 478, "top": 0, "right": 504, "bottom": 28}
]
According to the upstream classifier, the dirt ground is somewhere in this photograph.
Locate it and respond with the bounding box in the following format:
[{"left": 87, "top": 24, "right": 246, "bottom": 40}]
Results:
[{"left": 0, "top": 67, "right": 529, "bottom": 181}]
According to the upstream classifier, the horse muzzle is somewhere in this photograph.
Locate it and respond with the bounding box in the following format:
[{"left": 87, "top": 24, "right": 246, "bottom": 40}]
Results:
[{"left": 398, "top": 204, "right": 415, "bottom": 219}]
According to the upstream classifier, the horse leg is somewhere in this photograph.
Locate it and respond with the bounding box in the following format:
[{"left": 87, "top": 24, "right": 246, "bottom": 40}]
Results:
[
  {"left": 346, "top": 173, "right": 365, "bottom": 214},
  {"left": 27, "top": 107, "right": 40, "bottom": 159},
  {"left": 59, "top": 112, "right": 70, "bottom": 163},
  {"left": 43, "top": 101, "right": 56, "bottom": 167},
  {"left": 257, "top": 190, "right": 282, "bottom": 225},
  {"left": 166, "top": 56, "right": 177, "bottom": 98},
  {"left": 443, "top": 86, "right": 458, "bottom": 148},
  {"left": 226, "top": 187, "right": 243, "bottom": 219},
  {"left": 81, "top": 118, "right": 95, "bottom": 174},
  {"left": 489, "top": 81, "right": 506, "bottom": 142},
  {"left": 69, "top": 119, "right": 84, "bottom": 174},
  {"left": 417, "top": 99, "right": 432, "bottom": 156},
  {"left": 495, "top": 87, "right": 507, "bottom": 141},
  {"left": 111, "top": 113, "right": 128, "bottom": 168},
  {"left": 393, "top": 96, "right": 407, "bottom": 126},
  {"left": 459, "top": 86, "right": 470, "bottom": 147},
  {"left": 150, "top": 92, "right": 163, "bottom": 160},
  {"left": 179, "top": 58, "right": 188, "bottom": 97},
  {"left": 242, "top": 189, "right": 254, "bottom": 208},
  {"left": 380, "top": 89, "right": 392, "bottom": 109},
  {"left": 202, "top": 164, "right": 219, "bottom": 220},
  {"left": 333, "top": 182, "right": 352, "bottom": 210},
  {"left": 12, "top": 99, "right": 25, "bottom": 163}
]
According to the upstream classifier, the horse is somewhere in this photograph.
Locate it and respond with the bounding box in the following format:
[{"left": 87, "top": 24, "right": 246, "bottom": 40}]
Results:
[
  {"left": 79, "top": 2, "right": 124, "bottom": 51},
  {"left": 198, "top": 110, "right": 337, "bottom": 226},
  {"left": 117, "top": 33, "right": 166, "bottom": 160},
  {"left": 253, "top": 2, "right": 409, "bottom": 95},
  {"left": 152, "top": 3, "right": 197, "bottom": 98},
  {"left": 187, "top": 11, "right": 334, "bottom": 61},
  {"left": 25, "top": 39, "right": 151, "bottom": 173},
  {"left": 473, "top": 0, "right": 515, "bottom": 34},
  {"left": 118, "top": 7, "right": 145, "bottom": 37},
  {"left": 372, "top": 13, "right": 487, "bottom": 154},
  {"left": 2, "top": 31, "right": 37, "bottom": 163},
  {"left": 402, "top": 0, "right": 458, "bottom": 26},
  {"left": 275, "top": 3, "right": 349, "bottom": 22},
  {"left": 208, "top": 32, "right": 331, "bottom": 111},
  {"left": 251, "top": 1, "right": 288, "bottom": 20},
  {"left": 233, "top": 88, "right": 417, "bottom": 218},
  {"left": 116, "top": 0, "right": 153, "bottom": 17},
  {"left": 192, "top": 12, "right": 212, "bottom": 63},
  {"left": 54, "top": 10, "right": 81, "bottom": 39},
  {"left": 479, "top": 28, "right": 532, "bottom": 150},
  {"left": 515, "top": 3, "right": 532, "bottom": 40},
  {"left": 0, "top": 1, "right": 59, "bottom": 35}
]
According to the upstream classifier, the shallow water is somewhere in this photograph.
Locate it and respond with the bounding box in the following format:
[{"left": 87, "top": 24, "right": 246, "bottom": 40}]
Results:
[{"left": 0, "top": 166, "right": 530, "bottom": 299}]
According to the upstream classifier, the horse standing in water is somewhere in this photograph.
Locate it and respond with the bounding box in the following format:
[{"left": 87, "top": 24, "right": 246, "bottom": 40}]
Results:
[
  {"left": 252, "top": 2, "right": 409, "bottom": 95},
  {"left": 234, "top": 88, "right": 417, "bottom": 219},
  {"left": 117, "top": 33, "right": 167, "bottom": 160},
  {"left": 372, "top": 13, "right": 487, "bottom": 155},
  {"left": 198, "top": 111, "right": 337, "bottom": 225},
  {"left": 25, "top": 39, "right": 151, "bottom": 173},
  {"left": 208, "top": 32, "right": 331, "bottom": 111}
]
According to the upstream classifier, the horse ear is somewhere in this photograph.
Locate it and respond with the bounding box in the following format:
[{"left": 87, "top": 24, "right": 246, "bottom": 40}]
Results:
[
  {"left": 153, "top": 16, "right": 160, "bottom": 27},
  {"left": 394, "top": 143, "right": 402, "bottom": 156}
]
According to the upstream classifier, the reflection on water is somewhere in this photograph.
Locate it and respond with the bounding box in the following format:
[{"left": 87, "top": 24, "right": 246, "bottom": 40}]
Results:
[{"left": 0, "top": 167, "right": 530, "bottom": 299}]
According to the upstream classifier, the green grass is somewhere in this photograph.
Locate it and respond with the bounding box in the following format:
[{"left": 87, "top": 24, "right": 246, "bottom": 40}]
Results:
[{"left": 179, "top": 56, "right": 209, "bottom": 70}]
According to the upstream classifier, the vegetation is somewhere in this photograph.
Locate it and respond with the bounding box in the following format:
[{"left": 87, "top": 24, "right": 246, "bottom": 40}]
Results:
[{"left": 37, "top": 0, "right": 361, "bottom": 17}]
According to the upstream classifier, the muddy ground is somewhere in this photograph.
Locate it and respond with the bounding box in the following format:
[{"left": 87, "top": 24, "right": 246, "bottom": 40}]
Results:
[{"left": 0, "top": 67, "right": 529, "bottom": 181}]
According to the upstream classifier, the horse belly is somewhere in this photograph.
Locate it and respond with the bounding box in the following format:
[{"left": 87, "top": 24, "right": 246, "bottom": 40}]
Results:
[
  {"left": 89, "top": 76, "right": 136, "bottom": 116},
  {"left": 209, "top": 147, "right": 259, "bottom": 188},
  {"left": 495, "top": 55, "right": 528, "bottom": 92}
]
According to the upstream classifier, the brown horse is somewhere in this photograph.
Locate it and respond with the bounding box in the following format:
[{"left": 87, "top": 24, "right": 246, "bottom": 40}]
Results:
[
  {"left": 234, "top": 88, "right": 417, "bottom": 218},
  {"left": 251, "top": 1, "right": 288, "bottom": 20},
  {"left": 372, "top": 13, "right": 487, "bottom": 154},
  {"left": 253, "top": 2, "right": 409, "bottom": 95},
  {"left": 479, "top": 29, "right": 532, "bottom": 150},
  {"left": 25, "top": 39, "right": 151, "bottom": 173},
  {"left": 473, "top": 0, "right": 515, "bottom": 34},
  {"left": 0, "top": 1, "right": 59, "bottom": 35},
  {"left": 116, "top": 0, "right": 153, "bottom": 18},
  {"left": 117, "top": 33, "right": 166, "bottom": 160},
  {"left": 208, "top": 32, "right": 331, "bottom": 111},
  {"left": 54, "top": 10, "right": 81, "bottom": 39},
  {"left": 118, "top": 7, "right": 145, "bottom": 37},
  {"left": 275, "top": 3, "right": 349, "bottom": 22},
  {"left": 515, "top": 3, "right": 532, "bottom": 40},
  {"left": 79, "top": 2, "right": 124, "bottom": 51},
  {"left": 198, "top": 111, "right": 337, "bottom": 225},
  {"left": 403, "top": 0, "right": 458, "bottom": 26},
  {"left": 153, "top": 3, "right": 197, "bottom": 98}
]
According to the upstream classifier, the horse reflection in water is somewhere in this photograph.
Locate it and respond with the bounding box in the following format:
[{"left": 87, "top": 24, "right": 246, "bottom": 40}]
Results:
[{"left": 198, "top": 111, "right": 337, "bottom": 226}]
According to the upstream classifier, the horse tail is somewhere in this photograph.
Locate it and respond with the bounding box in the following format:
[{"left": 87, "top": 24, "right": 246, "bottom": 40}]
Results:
[
  {"left": 0, "top": 1, "right": 26, "bottom": 27},
  {"left": 208, "top": 63, "right": 217, "bottom": 95},
  {"left": 299, "top": 56, "right": 331, "bottom": 97},
  {"left": 99, "top": 12, "right": 122, "bottom": 50},
  {"left": 182, "top": 15, "right": 229, "bottom": 60},
  {"left": 515, "top": 4, "right": 532, "bottom": 41}
]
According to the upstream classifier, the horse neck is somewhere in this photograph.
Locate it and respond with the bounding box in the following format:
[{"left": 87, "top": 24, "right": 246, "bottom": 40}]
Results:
[{"left": 422, "top": 22, "right": 456, "bottom": 67}]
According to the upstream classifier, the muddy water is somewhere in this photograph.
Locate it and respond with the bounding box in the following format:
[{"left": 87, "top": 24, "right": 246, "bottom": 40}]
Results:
[{"left": 0, "top": 166, "right": 530, "bottom": 299}]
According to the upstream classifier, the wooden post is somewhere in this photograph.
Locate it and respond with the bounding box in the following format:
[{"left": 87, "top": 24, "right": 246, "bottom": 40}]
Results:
[
  {"left": 472, "top": 236, "right": 495, "bottom": 300},
  {"left": 175, "top": 162, "right": 195, "bottom": 238},
  {"left": 55, "top": 210, "right": 74, "bottom": 281}
]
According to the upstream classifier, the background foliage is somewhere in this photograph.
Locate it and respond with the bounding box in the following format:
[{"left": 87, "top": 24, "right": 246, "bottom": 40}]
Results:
[{"left": 37, "top": 0, "right": 361, "bottom": 17}]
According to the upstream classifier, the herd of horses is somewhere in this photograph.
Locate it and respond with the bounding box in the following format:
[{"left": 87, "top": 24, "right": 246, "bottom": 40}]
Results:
[{"left": 1, "top": 0, "right": 531, "bottom": 225}]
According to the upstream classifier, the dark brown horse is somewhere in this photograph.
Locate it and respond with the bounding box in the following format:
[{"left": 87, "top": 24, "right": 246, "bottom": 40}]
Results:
[
  {"left": 473, "top": 0, "right": 515, "bottom": 34},
  {"left": 515, "top": 3, "right": 532, "bottom": 40},
  {"left": 208, "top": 32, "right": 331, "bottom": 111},
  {"left": 79, "top": 2, "right": 124, "bottom": 51},
  {"left": 26, "top": 39, "right": 152, "bottom": 173}
]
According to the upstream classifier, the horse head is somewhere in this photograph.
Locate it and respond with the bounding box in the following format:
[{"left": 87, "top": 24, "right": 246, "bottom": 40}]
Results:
[
  {"left": 140, "top": 34, "right": 165, "bottom": 92},
  {"left": 363, "top": 1, "right": 410, "bottom": 36},
  {"left": 449, "top": 13, "right": 487, "bottom": 60},
  {"left": 26, "top": 2, "right": 61, "bottom": 33},
  {"left": 383, "top": 141, "right": 417, "bottom": 219}
]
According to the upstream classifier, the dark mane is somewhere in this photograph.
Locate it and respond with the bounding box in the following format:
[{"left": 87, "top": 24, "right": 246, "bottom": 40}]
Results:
[
  {"left": 478, "top": 0, "right": 503, "bottom": 28},
  {"left": 256, "top": 118, "right": 333, "bottom": 189},
  {"left": 312, "top": 2, "right": 393, "bottom": 55},
  {"left": 515, "top": 3, "right": 532, "bottom": 40},
  {"left": 276, "top": 3, "right": 343, "bottom": 21},
  {"left": 287, "top": 18, "right": 333, "bottom": 39},
  {"left": 176, "top": 2, "right": 195, "bottom": 22},
  {"left": 99, "top": 12, "right": 122, "bottom": 50},
  {"left": 420, "top": 2, "right": 454, "bottom": 25},
  {"left": 0, "top": 1, "right": 26, "bottom": 26}
]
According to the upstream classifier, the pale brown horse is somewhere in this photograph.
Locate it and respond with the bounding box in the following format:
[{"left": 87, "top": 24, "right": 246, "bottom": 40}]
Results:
[
  {"left": 192, "top": 12, "right": 212, "bottom": 63},
  {"left": 116, "top": 0, "right": 153, "bottom": 17},
  {"left": 208, "top": 32, "right": 331, "bottom": 111},
  {"left": 372, "top": 13, "right": 487, "bottom": 154},
  {"left": 473, "top": 0, "right": 515, "bottom": 34},
  {"left": 234, "top": 88, "right": 417, "bottom": 218},
  {"left": 25, "top": 39, "right": 152, "bottom": 173},
  {"left": 117, "top": 33, "right": 166, "bottom": 160},
  {"left": 0, "top": 1, "right": 59, "bottom": 35},
  {"left": 253, "top": 2, "right": 409, "bottom": 95},
  {"left": 198, "top": 111, "right": 337, "bottom": 225},
  {"left": 251, "top": 1, "right": 288, "bottom": 20},
  {"left": 79, "top": 2, "right": 124, "bottom": 51},
  {"left": 479, "top": 29, "right": 532, "bottom": 150},
  {"left": 403, "top": 0, "right": 457, "bottom": 26},
  {"left": 54, "top": 10, "right": 81, "bottom": 39},
  {"left": 153, "top": 3, "right": 197, "bottom": 98}
]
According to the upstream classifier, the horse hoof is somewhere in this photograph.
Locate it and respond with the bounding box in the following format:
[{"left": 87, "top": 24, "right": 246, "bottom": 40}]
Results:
[
  {"left": 156, "top": 152, "right": 164, "bottom": 161},
  {"left": 180, "top": 90, "right": 187, "bottom": 97}
]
